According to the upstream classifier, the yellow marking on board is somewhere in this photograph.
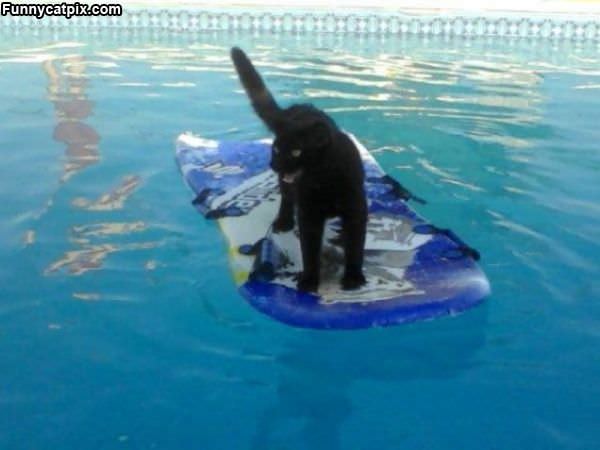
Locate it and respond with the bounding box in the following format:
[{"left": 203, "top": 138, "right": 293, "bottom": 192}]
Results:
[
  {"left": 217, "top": 219, "right": 251, "bottom": 286},
  {"left": 229, "top": 246, "right": 250, "bottom": 285}
]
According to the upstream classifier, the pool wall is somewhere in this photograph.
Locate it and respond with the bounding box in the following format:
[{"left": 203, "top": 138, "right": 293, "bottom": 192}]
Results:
[{"left": 1, "top": 6, "right": 599, "bottom": 40}]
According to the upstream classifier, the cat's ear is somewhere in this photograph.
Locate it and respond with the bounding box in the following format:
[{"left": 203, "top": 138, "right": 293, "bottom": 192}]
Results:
[
  {"left": 307, "top": 121, "right": 332, "bottom": 149},
  {"left": 268, "top": 114, "right": 288, "bottom": 134}
]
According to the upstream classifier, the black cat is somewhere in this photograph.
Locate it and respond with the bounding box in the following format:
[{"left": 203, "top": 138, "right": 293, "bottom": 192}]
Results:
[{"left": 231, "top": 47, "right": 367, "bottom": 292}]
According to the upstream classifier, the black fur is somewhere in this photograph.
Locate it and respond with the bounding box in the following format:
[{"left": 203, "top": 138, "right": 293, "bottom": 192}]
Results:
[{"left": 231, "top": 47, "right": 367, "bottom": 292}]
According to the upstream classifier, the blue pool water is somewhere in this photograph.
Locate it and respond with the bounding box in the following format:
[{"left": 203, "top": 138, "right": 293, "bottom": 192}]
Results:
[{"left": 1, "top": 30, "right": 600, "bottom": 449}]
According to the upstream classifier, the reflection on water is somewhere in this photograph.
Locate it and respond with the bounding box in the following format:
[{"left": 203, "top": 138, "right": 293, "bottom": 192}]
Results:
[
  {"left": 45, "top": 241, "right": 158, "bottom": 276},
  {"left": 22, "top": 230, "right": 35, "bottom": 246},
  {"left": 43, "top": 55, "right": 100, "bottom": 183},
  {"left": 252, "top": 306, "right": 488, "bottom": 450},
  {"left": 72, "top": 292, "right": 101, "bottom": 301},
  {"left": 45, "top": 218, "right": 154, "bottom": 276},
  {"left": 71, "top": 221, "right": 147, "bottom": 241},
  {"left": 40, "top": 51, "right": 148, "bottom": 277},
  {"left": 71, "top": 175, "right": 141, "bottom": 211}
]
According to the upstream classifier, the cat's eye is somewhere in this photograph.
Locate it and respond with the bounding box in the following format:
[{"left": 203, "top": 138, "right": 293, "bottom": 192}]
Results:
[{"left": 291, "top": 149, "right": 302, "bottom": 158}]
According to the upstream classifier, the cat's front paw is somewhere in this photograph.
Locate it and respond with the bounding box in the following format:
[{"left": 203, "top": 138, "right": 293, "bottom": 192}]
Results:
[
  {"left": 341, "top": 270, "right": 366, "bottom": 290},
  {"left": 272, "top": 215, "right": 295, "bottom": 233},
  {"left": 297, "top": 272, "right": 319, "bottom": 293}
]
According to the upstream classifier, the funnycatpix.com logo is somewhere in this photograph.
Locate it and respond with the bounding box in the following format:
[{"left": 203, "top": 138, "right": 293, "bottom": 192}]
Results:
[{"left": 1, "top": 2, "right": 123, "bottom": 19}]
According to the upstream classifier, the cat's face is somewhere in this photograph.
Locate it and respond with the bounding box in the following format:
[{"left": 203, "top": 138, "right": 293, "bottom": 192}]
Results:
[{"left": 270, "top": 121, "right": 331, "bottom": 183}]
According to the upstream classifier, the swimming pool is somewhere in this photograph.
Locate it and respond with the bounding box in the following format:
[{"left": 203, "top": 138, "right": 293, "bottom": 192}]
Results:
[{"left": 1, "top": 16, "right": 600, "bottom": 450}]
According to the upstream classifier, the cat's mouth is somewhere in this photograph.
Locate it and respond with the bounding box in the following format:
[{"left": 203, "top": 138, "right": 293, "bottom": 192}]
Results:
[{"left": 282, "top": 169, "right": 303, "bottom": 184}]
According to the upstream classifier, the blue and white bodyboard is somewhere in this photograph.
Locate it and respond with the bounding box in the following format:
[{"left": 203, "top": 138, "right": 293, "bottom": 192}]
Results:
[{"left": 175, "top": 132, "right": 490, "bottom": 329}]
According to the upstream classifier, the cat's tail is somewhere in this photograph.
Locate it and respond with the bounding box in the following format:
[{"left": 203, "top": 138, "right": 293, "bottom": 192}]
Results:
[{"left": 230, "top": 47, "right": 282, "bottom": 133}]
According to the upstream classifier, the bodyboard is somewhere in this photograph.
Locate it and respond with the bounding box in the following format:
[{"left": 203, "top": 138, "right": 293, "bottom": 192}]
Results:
[{"left": 175, "top": 132, "right": 490, "bottom": 329}]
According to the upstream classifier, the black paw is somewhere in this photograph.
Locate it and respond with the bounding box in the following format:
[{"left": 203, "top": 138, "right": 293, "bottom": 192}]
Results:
[
  {"left": 341, "top": 271, "right": 366, "bottom": 290},
  {"left": 272, "top": 215, "right": 295, "bottom": 233},
  {"left": 297, "top": 272, "right": 319, "bottom": 293}
]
